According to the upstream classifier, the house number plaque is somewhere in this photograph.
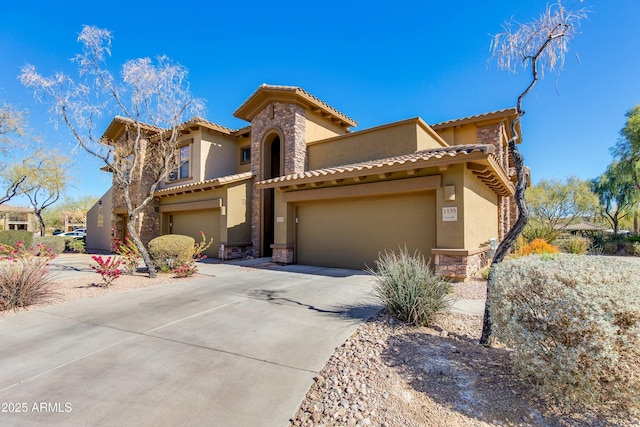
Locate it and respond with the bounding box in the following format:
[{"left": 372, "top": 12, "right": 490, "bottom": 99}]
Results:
[{"left": 442, "top": 207, "right": 458, "bottom": 222}]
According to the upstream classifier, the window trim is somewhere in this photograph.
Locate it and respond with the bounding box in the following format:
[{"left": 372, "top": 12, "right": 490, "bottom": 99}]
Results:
[
  {"left": 168, "top": 141, "right": 193, "bottom": 182},
  {"left": 240, "top": 146, "right": 251, "bottom": 165}
]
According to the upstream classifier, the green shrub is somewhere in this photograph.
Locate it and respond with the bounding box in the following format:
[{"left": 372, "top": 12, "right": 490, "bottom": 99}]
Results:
[
  {"left": 489, "top": 254, "right": 640, "bottom": 410},
  {"left": 148, "top": 234, "right": 195, "bottom": 271},
  {"left": 367, "top": 247, "right": 453, "bottom": 326},
  {"left": 64, "top": 237, "right": 86, "bottom": 253},
  {"left": 33, "top": 236, "right": 66, "bottom": 254},
  {"left": 558, "top": 236, "right": 590, "bottom": 255},
  {"left": 0, "top": 230, "right": 33, "bottom": 249}
]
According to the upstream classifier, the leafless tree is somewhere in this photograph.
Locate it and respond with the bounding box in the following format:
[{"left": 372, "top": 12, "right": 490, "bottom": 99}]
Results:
[
  {"left": 0, "top": 103, "right": 29, "bottom": 204},
  {"left": 20, "top": 26, "right": 204, "bottom": 277},
  {"left": 480, "top": 2, "right": 588, "bottom": 345}
]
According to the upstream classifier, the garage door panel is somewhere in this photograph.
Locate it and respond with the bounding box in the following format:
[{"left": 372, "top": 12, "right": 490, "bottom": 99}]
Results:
[
  {"left": 170, "top": 210, "right": 220, "bottom": 257},
  {"left": 296, "top": 192, "right": 435, "bottom": 270}
]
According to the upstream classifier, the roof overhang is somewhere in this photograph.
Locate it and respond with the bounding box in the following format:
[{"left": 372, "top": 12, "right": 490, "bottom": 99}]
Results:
[
  {"left": 431, "top": 108, "right": 522, "bottom": 144},
  {"left": 257, "top": 145, "right": 514, "bottom": 197},
  {"left": 155, "top": 172, "right": 254, "bottom": 198},
  {"left": 234, "top": 84, "right": 357, "bottom": 129}
]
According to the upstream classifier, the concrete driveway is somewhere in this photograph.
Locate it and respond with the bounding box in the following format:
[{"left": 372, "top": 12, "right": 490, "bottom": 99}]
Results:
[{"left": 0, "top": 259, "right": 380, "bottom": 426}]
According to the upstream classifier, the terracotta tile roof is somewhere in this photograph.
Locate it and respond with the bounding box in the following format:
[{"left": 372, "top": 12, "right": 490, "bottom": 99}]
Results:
[
  {"left": 560, "top": 222, "right": 608, "bottom": 231},
  {"left": 155, "top": 172, "right": 254, "bottom": 196},
  {"left": 258, "top": 144, "right": 496, "bottom": 186},
  {"left": 430, "top": 108, "right": 517, "bottom": 129},
  {"left": 234, "top": 84, "right": 357, "bottom": 127},
  {"left": 179, "top": 116, "right": 235, "bottom": 135}
]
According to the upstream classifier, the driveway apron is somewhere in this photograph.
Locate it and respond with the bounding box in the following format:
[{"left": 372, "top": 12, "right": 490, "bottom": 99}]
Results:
[{"left": 0, "top": 262, "right": 380, "bottom": 427}]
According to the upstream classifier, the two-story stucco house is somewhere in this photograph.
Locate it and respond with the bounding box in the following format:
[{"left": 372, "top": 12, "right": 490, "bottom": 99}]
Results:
[{"left": 87, "top": 84, "right": 521, "bottom": 280}]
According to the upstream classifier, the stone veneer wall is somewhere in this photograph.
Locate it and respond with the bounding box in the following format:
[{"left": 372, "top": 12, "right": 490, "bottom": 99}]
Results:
[
  {"left": 111, "top": 130, "right": 161, "bottom": 247},
  {"left": 476, "top": 122, "right": 517, "bottom": 240},
  {"left": 249, "top": 102, "right": 306, "bottom": 259},
  {"left": 218, "top": 243, "right": 252, "bottom": 260},
  {"left": 434, "top": 249, "right": 489, "bottom": 281}
]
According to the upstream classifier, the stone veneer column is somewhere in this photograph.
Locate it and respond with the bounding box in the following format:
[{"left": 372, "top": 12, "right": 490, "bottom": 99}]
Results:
[
  {"left": 111, "top": 131, "right": 161, "bottom": 248},
  {"left": 249, "top": 102, "right": 306, "bottom": 258}
]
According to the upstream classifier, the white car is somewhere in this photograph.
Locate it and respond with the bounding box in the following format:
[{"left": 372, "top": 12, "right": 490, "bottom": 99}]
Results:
[{"left": 58, "top": 231, "right": 86, "bottom": 239}]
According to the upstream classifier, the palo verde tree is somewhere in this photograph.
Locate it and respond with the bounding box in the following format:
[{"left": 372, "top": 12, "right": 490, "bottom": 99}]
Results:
[
  {"left": 526, "top": 176, "right": 598, "bottom": 229},
  {"left": 20, "top": 26, "right": 204, "bottom": 277},
  {"left": 480, "top": 2, "right": 588, "bottom": 345},
  {"left": 17, "top": 150, "right": 71, "bottom": 236}
]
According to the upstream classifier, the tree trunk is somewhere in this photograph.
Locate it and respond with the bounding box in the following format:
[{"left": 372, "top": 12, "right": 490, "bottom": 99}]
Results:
[
  {"left": 480, "top": 140, "right": 530, "bottom": 346},
  {"left": 126, "top": 218, "right": 157, "bottom": 278},
  {"left": 35, "top": 211, "right": 46, "bottom": 237}
]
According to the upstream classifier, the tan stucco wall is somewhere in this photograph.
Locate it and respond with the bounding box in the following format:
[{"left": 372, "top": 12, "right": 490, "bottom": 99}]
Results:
[
  {"left": 463, "top": 168, "right": 499, "bottom": 248},
  {"left": 201, "top": 130, "right": 240, "bottom": 180},
  {"left": 304, "top": 110, "right": 348, "bottom": 142},
  {"left": 308, "top": 119, "right": 445, "bottom": 170},
  {"left": 164, "top": 209, "right": 220, "bottom": 257},
  {"left": 86, "top": 187, "right": 113, "bottom": 252},
  {"left": 226, "top": 181, "right": 252, "bottom": 243},
  {"left": 436, "top": 164, "right": 465, "bottom": 249},
  {"left": 434, "top": 124, "right": 477, "bottom": 146}
]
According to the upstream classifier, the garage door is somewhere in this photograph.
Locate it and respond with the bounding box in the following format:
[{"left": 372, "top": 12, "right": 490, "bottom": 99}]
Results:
[
  {"left": 169, "top": 210, "right": 220, "bottom": 257},
  {"left": 296, "top": 191, "right": 436, "bottom": 270}
]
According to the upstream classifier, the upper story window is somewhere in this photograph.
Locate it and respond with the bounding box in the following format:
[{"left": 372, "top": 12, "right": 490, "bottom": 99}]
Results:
[
  {"left": 241, "top": 147, "right": 251, "bottom": 164},
  {"left": 169, "top": 144, "right": 191, "bottom": 181}
]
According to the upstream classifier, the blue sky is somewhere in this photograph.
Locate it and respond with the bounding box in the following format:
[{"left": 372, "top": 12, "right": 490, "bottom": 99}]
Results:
[{"left": 1, "top": 0, "right": 639, "bottom": 203}]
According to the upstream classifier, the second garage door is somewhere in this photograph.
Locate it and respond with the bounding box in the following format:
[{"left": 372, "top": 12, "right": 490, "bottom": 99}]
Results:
[
  {"left": 296, "top": 191, "right": 436, "bottom": 270},
  {"left": 169, "top": 209, "right": 220, "bottom": 257}
]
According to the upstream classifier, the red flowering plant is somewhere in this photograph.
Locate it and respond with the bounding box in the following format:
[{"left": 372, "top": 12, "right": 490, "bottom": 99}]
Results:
[
  {"left": 90, "top": 255, "right": 124, "bottom": 287},
  {"left": 112, "top": 236, "right": 141, "bottom": 274}
]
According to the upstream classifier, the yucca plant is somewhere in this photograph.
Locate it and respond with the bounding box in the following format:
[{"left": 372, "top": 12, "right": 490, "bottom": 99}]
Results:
[{"left": 367, "top": 247, "right": 453, "bottom": 326}]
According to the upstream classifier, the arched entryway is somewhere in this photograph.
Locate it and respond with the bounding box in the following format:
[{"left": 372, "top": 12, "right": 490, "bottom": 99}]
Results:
[{"left": 261, "top": 133, "right": 282, "bottom": 256}]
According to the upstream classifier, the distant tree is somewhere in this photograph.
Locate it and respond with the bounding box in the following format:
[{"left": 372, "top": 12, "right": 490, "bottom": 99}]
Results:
[
  {"left": 20, "top": 26, "right": 204, "bottom": 277},
  {"left": 17, "top": 151, "right": 71, "bottom": 236},
  {"left": 0, "top": 103, "right": 29, "bottom": 203},
  {"left": 526, "top": 177, "right": 599, "bottom": 229},
  {"left": 613, "top": 105, "right": 640, "bottom": 189},
  {"left": 591, "top": 161, "right": 639, "bottom": 234},
  {"left": 480, "top": 1, "right": 588, "bottom": 345},
  {"left": 42, "top": 195, "right": 97, "bottom": 232}
]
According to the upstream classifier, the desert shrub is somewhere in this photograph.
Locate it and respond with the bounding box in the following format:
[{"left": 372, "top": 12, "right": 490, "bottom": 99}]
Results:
[
  {"left": 558, "top": 236, "right": 590, "bottom": 255},
  {"left": 633, "top": 242, "right": 640, "bottom": 257},
  {"left": 489, "top": 254, "right": 640, "bottom": 410},
  {"left": 148, "top": 234, "right": 195, "bottom": 271},
  {"left": 522, "top": 222, "right": 559, "bottom": 244},
  {"left": 603, "top": 242, "right": 620, "bottom": 255},
  {"left": 0, "top": 230, "right": 33, "bottom": 249},
  {"left": 64, "top": 237, "right": 86, "bottom": 253},
  {"left": 367, "top": 247, "right": 453, "bottom": 326},
  {"left": 515, "top": 238, "right": 559, "bottom": 257},
  {"left": 33, "top": 236, "right": 66, "bottom": 254},
  {"left": 0, "top": 242, "right": 58, "bottom": 311}
]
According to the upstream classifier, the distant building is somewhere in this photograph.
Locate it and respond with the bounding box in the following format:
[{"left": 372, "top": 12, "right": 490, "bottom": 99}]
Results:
[{"left": 0, "top": 204, "right": 35, "bottom": 232}]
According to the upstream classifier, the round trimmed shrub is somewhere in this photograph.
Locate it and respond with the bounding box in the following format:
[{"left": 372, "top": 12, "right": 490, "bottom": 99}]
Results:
[
  {"left": 148, "top": 234, "right": 195, "bottom": 271},
  {"left": 490, "top": 254, "right": 640, "bottom": 410},
  {"left": 0, "top": 230, "right": 33, "bottom": 250}
]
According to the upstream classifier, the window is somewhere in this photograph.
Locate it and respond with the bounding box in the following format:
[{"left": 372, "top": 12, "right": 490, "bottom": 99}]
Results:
[
  {"left": 241, "top": 147, "right": 251, "bottom": 164},
  {"left": 169, "top": 144, "right": 191, "bottom": 181}
]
